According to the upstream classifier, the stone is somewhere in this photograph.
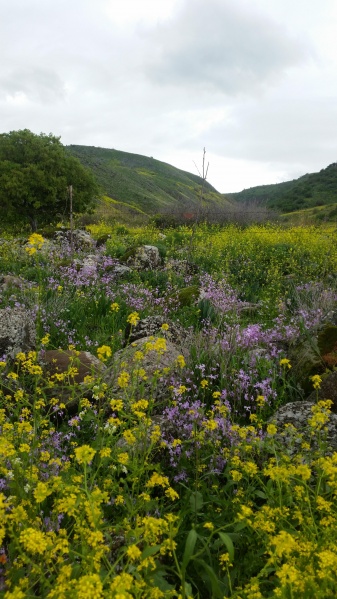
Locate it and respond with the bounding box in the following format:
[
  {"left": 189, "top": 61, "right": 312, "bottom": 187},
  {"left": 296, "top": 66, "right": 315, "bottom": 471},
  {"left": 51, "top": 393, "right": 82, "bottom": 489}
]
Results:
[
  {"left": 104, "top": 336, "right": 187, "bottom": 410},
  {"left": 0, "top": 275, "right": 28, "bottom": 291},
  {"left": 122, "top": 245, "right": 161, "bottom": 270},
  {"left": 41, "top": 349, "right": 106, "bottom": 412},
  {"left": 0, "top": 307, "right": 36, "bottom": 357},
  {"left": 268, "top": 400, "right": 337, "bottom": 453},
  {"left": 289, "top": 337, "right": 323, "bottom": 394},
  {"left": 124, "top": 316, "right": 186, "bottom": 346},
  {"left": 307, "top": 370, "right": 337, "bottom": 412},
  {"left": 54, "top": 229, "right": 96, "bottom": 250}
]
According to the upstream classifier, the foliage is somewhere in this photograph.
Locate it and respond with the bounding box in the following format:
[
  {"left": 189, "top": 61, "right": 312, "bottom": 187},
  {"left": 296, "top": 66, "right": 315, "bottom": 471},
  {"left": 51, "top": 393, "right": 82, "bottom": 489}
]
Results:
[
  {"left": 0, "top": 129, "right": 100, "bottom": 232},
  {"left": 0, "top": 222, "right": 337, "bottom": 596},
  {"left": 67, "top": 144, "right": 233, "bottom": 217},
  {"left": 228, "top": 162, "right": 337, "bottom": 214}
]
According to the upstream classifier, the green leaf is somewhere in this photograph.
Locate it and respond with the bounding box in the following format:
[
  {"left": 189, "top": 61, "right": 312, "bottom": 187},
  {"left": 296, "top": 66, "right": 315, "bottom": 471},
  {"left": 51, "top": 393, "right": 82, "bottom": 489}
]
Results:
[
  {"left": 254, "top": 490, "right": 267, "bottom": 499},
  {"left": 194, "top": 558, "right": 223, "bottom": 599},
  {"left": 182, "top": 529, "right": 198, "bottom": 571},
  {"left": 141, "top": 544, "right": 161, "bottom": 559},
  {"left": 189, "top": 490, "right": 203, "bottom": 512},
  {"left": 218, "top": 532, "right": 234, "bottom": 562}
]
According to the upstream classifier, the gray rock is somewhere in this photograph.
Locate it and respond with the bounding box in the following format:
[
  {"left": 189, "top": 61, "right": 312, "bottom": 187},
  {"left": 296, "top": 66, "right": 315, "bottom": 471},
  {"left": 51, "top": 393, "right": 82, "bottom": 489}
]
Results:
[
  {"left": 124, "top": 316, "right": 186, "bottom": 346},
  {"left": 0, "top": 307, "right": 36, "bottom": 357},
  {"left": 125, "top": 245, "right": 161, "bottom": 270},
  {"left": 268, "top": 400, "right": 337, "bottom": 453},
  {"left": 104, "top": 336, "right": 187, "bottom": 409},
  {"left": 40, "top": 349, "right": 106, "bottom": 413}
]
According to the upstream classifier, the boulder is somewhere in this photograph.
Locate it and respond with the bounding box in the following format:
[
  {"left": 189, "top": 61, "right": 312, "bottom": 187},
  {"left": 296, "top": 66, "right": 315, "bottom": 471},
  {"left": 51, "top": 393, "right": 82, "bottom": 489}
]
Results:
[
  {"left": 122, "top": 245, "right": 161, "bottom": 270},
  {"left": 54, "top": 229, "right": 96, "bottom": 250},
  {"left": 124, "top": 316, "right": 186, "bottom": 346},
  {"left": 0, "top": 275, "right": 29, "bottom": 291},
  {"left": 268, "top": 400, "right": 337, "bottom": 453},
  {"left": 104, "top": 336, "right": 187, "bottom": 410},
  {"left": 0, "top": 307, "right": 36, "bottom": 357},
  {"left": 307, "top": 370, "right": 337, "bottom": 412},
  {"left": 40, "top": 349, "right": 106, "bottom": 412}
]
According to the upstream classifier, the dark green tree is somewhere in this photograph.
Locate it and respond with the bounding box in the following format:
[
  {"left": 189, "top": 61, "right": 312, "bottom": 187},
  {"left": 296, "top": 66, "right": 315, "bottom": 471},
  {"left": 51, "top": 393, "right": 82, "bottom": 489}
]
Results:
[{"left": 0, "top": 129, "right": 100, "bottom": 231}]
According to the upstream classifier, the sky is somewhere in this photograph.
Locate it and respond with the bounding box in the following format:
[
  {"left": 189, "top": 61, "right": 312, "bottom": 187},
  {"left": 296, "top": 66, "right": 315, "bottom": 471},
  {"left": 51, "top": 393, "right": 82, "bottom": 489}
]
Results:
[{"left": 1, "top": 0, "right": 337, "bottom": 193}]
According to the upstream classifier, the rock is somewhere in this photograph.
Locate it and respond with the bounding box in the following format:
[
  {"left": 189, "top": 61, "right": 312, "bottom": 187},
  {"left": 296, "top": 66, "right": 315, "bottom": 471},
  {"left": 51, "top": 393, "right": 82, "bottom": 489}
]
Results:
[
  {"left": 307, "top": 370, "right": 337, "bottom": 412},
  {"left": 0, "top": 307, "right": 36, "bottom": 358},
  {"left": 0, "top": 275, "right": 28, "bottom": 291},
  {"left": 124, "top": 316, "right": 186, "bottom": 346},
  {"left": 268, "top": 400, "right": 337, "bottom": 453},
  {"left": 166, "top": 259, "right": 199, "bottom": 277},
  {"left": 41, "top": 349, "right": 106, "bottom": 412},
  {"left": 54, "top": 229, "right": 96, "bottom": 250},
  {"left": 289, "top": 337, "right": 323, "bottom": 394},
  {"left": 113, "top": 264, "right": 132, "bottom": 277},
  {"left": 121, "top": 245, "right": 161, "bottom": 270},
  {"left": 104, "top": 336, "right": 187, "bottom": 410}
]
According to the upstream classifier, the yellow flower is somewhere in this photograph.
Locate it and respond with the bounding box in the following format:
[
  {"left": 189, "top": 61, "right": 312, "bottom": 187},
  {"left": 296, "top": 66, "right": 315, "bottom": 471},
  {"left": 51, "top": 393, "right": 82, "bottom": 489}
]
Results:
[
  {"left": 40, "top": 333, "right": 50, "bottom": 346},
  {"left": 311, "top": 374, "right": 322, "bottom": 389},
  {"left": 126, "top": 544, "right": 142, "bottom": 561},
  {"left": 118, "top": 452, "right": 129, "bottom": 465},
  {"left": 165, "top": 487, "right": 179, "bottom": 501},
  {"left": 266, "top": 423, "right": 277, "bottom": 436},
  {"left": 117, "top": 371, "right": 130, "bottom": 388},
  {"left": 100, "top": 448, "right": 111, "bottom": 458},
  {"left": 20, "top": 528, "right": 48, "bottom": 554},
  {"left": 76, "top": 574, "right": 103, "bottom": 599},
  {"left": 203, "top": 522, "right": 214, "bottom": 530},
  {"left": 74, "top": 445, "right": 96, "bottom": 465},
  {"left": 110, "top": 399, "right": 124, "bottom": 411},
  {"left": 110, "top": 302, "right": 120, "bottom": 312},
  {"left": 200, "top": 379, "right": 209, "bottom": 388},
  {"left": 97, "top": 345, "right": 112, "bottom": 362},
  {"left": 33, "top": 482, "right": 52, "bottom": 503},
  {"left": 127, "top": 311, "right": 140, "bottom": 326},
  {"left": 279, "top": 358, "right": 291, "bottom": 369},
  {"left": 161, "top": 323, "right": 169, "bottom": 331},
  {"left": 123, "top": 430, "right": 136, "bottom": 445}
]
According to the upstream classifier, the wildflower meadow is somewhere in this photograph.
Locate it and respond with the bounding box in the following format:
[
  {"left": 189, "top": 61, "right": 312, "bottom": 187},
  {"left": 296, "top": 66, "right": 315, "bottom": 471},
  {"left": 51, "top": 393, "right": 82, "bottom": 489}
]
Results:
[{"left": 0, "top": 222, "right": 337, "bottom": 598}]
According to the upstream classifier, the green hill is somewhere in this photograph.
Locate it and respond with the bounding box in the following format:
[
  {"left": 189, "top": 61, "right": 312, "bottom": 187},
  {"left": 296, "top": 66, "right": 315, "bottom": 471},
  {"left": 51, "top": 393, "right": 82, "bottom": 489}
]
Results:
[
  {"left": 226, "top": 163, "right": 337, "bottom": 213},
  {"left": 67, "top": 145, "right": 232, "bottom": 216}
]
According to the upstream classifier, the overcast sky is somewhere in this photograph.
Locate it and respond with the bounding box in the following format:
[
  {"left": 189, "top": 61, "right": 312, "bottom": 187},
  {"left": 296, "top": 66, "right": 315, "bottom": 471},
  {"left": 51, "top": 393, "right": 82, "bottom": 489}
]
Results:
[{"left": 1, "top": 0, "right": 337, "bottom": 192}]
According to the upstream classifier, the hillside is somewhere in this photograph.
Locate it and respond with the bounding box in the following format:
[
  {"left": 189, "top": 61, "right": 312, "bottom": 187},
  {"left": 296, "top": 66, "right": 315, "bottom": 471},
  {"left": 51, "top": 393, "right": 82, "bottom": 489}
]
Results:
[
  {"left": 226, "top": 163, "right": 337, "bottom": 213},
  {"left": 67, "top": 144, "right": 233, "bottom": 216}
]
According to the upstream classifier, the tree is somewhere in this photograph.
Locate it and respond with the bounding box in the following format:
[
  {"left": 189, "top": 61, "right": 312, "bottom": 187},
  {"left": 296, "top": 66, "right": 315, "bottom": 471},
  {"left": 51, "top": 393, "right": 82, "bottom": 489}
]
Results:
[{"left": 0, "top": 129, "right": 100, "bottom": 231}]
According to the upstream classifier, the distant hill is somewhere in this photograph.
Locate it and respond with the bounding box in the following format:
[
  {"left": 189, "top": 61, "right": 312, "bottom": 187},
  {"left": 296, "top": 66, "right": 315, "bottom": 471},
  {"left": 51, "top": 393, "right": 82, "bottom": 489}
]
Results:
[
  {"left": 226, "top": 163, "right": 337, "bottom": 213},
  {"left": 67, "top": 145, "right": 233, "bottom": 216}
]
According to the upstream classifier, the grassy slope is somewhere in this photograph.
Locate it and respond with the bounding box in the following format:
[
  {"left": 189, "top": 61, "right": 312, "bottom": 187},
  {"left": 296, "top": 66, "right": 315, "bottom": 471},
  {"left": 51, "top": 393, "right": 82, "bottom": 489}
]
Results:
[
  {"left": 67, "top": 145, "right": 233, "bottom": 215},
  {"left": 226, "top": 163, "right": 337, "bottom": 213}
]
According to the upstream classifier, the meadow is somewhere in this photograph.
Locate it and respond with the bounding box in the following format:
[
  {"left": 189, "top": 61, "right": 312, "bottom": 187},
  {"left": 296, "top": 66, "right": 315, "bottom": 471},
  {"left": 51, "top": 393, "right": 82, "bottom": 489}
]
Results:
[{"left": 0, "top": 221, "right": 337, "bottom": 598}]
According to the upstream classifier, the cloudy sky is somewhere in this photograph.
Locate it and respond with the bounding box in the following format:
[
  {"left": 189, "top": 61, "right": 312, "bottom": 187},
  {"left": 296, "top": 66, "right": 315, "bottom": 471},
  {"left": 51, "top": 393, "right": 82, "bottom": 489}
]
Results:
[{"left": 1, "top": 0, "right": 337, "bottom": 192}]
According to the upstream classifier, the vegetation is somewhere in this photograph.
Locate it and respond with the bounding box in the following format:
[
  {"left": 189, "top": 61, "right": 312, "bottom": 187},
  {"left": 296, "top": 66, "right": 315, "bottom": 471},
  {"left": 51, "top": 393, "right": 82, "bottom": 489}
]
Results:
[
  {"left": 227, "top": 162, "right": 337, "bottom": 214},
  {"left": 1, "top": 219, "right": 337, "bottom": 597},
  {"left": 67, "top": 144, "right": 234, "bottom": 218},
  {"left": 0, "top": 130, "right": 100, "bottom": 232}
]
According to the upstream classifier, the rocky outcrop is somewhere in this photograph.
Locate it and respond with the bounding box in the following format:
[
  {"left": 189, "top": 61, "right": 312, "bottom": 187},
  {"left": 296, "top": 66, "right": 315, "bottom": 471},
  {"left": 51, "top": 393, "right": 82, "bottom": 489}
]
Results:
[
  {"left": 121, "top": 245, "right": 161, "bottom": 270},
  {"left": 104, "top": 336, "right": 187, "bottom": 410},
  {"left": 268, "top": 400, "right": 337, "bottom": 453},
  {"left": 40, "top": 349, "right": 106, "bottom": 412},
  {"left": 0, "top": 307, "right": 36, "bottom": 357},
  {"left": 124, "top": 316, "right": 186, "bottom": 346}
]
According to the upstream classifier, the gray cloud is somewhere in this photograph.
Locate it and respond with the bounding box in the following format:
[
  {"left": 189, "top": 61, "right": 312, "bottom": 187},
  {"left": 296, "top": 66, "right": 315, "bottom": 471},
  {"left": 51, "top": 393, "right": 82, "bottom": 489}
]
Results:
[
  {"left": 0, "top": 67, "right": 66, "bottom": 103},
  {"left": 144, "top": 0, "right": 310, "bottom": 95}
]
